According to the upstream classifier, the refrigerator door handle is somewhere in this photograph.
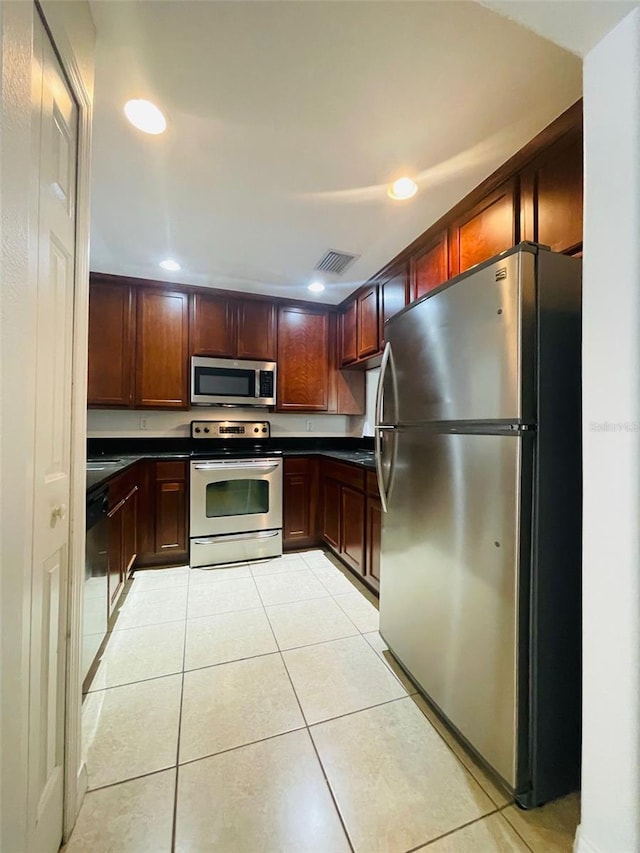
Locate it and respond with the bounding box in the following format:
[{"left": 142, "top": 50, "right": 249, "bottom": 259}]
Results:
[
  {"left": 375, "top": 342, "right": 398, "bottom": 513},
  {"left": 375, "top": 342, "right": 395, "bottom": 428}
]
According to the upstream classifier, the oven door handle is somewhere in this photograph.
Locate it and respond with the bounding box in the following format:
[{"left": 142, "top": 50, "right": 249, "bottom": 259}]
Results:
[
  {"left": 192, "top": 461, "right": 280, "bottom": 472},
  {"left": 192, "top": 531, "right": 281, "bottom": 545}
]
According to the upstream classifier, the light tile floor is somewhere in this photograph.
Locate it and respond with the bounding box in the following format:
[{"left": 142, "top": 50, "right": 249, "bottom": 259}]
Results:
[{"left": 65, "top": 549, "right": 579, "bottom": 853}]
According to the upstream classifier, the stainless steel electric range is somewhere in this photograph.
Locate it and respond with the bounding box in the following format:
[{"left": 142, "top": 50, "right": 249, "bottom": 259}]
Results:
[{"left": 189, "top": 420, "right": 283, "bottom": 567}]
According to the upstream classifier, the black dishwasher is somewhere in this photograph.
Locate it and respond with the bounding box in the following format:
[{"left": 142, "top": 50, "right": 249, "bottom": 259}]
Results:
[{"left": 83, "top": 485, "right": 109, "bottom": 689}]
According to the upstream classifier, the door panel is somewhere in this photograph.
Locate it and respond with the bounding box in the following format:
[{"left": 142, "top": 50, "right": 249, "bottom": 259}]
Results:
[
  {"left": 379, "top": 428, "right": 524, "bottom": 787},
  {"left": 277, "top": 306, "right": 329, "bottom": 411},
  {"left": 357, "top": 285, "right": 379, "bottom": 359},
  {"left": 28, "top": 17, "right": 78, "bottom": 851},
  {"left": 191, "top": 292, "right": 235, "bottom": 357},
  {"left": 136, "top": 289, "right": 189, "bottom": 408},
  {"left": 385, "top": 251, "right": 534, "bottom": 424},
  {"left": 449, "top": 180, "right": 517, "bottom": 276},
  {"left": 411, "top": 231, "right": 448, "bottom": 300},
  {"left": 340, "top": 486, "right": 365, "bottom": 574},
  {"left": 236, "top": 300, "right": 277, "bottom": 361}
]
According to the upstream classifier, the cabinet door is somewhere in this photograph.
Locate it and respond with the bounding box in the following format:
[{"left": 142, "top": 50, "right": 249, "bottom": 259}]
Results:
[
  {"left": 411, "top": 231, "right": 448, "bottom": 300},
  {"left": 191, "top": 292, "right": 236, "bottom": 357},
  {"left": 357, "top": 285, "right": 379, "bottom": 359},
  {"left": 236, "top": 300, "right": 277, "bottom": 361},
  {"left": 340, "top": 300, "right": 357, "bottom": 366},
  {"left": 322, "top": 477, "right": 341, "bottom": 550},
  {"left": 380, "top": 263, "right": 408, "bottom": 346},
  {"left": 449, "top": 179, "right": 517, "bottom": 276},
  {"left": 122, "top": 487, "right": 138, "bottom": 579},
  {"left": 87, "top": 281, "right": 135, "bottom": 407},
  {"left": 154, "top": 461, "right": 188, "bottom": 557},
  {"left": 365, "top": 495, "right": 382, "bottom": 590},
  {"left": 107, "top": 501, "right": 124, "bottom": 615},
  {"left": 521, "top": 136, "right": 583, "bottom": 255},
  {"left": 135, "top": 289, "right": 189, "bottom": 408},
  {"left": 340, "top": 486, "right": 365, "bottom": 574},
  {"left": 155, "top": 480, "right": 187, "bottom": 555},
  {"left": 283, "top": 458, "right": 317, "bottom": 547},
  {"left": 277, "top": 306, "right": 329, "bottom": 411}
]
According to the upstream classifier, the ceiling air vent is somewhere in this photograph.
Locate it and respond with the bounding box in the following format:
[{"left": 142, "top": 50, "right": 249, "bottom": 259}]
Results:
[{"left": 314, "top": 249, "right": 359, "bottom": 276}]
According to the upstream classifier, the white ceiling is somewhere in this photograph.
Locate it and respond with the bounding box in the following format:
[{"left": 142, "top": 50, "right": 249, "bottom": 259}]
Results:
[
  {"left": 89, "top": 1, "right": 582, "bottom": 304},
  {"left": 482, "top": 1, "right": 639, "bottom": 57}
]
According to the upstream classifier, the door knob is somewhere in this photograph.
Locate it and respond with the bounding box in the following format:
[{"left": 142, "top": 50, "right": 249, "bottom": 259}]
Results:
[{"left": 52, "top": 503, "right": 67, "bottom": 522}]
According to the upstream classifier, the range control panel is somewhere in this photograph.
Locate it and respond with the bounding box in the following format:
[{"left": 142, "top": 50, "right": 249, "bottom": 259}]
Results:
[{"left": 191, "top": 420, "right": 271, "bottom": 439}]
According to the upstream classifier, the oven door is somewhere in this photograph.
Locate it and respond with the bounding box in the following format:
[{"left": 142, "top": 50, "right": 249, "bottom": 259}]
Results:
[{"left": 190, "top": 458, "right": 283, "bottom": 538}]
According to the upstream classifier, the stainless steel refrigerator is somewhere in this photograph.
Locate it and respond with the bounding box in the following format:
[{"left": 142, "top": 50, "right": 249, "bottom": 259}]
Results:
[{"left": 375, "top": 243, "right": 581, "bottom": 808}]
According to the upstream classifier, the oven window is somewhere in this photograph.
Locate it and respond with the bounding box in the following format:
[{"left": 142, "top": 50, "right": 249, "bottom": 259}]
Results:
[
  {"left": 196, "top": 367, "right": 255, "bottom": 398},
  {"left": 205, "top": 479, "right": 269, "bottom": 517}
]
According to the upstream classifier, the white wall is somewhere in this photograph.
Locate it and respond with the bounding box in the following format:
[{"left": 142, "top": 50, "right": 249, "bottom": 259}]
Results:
[
  {"left": 87, "top": 408, "right": 362, "bottom": 439},
  {"left": 362, "top": 368, "right": 380, "bottom": 437},
  {"left": 578, "top": 8, "right": 640, "bottom": 853}
]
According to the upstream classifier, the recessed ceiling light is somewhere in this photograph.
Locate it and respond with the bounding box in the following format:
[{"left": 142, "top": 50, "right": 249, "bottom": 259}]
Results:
[
  {"left": 308, "top": 281, "right": 325, "bottom": 294},
  {"left": 124, "top": 99, "right": 167, "bottom": 135},
  {"left": 159, "top": 259, "right": 181, "bottom": 272},
  {"left": 388, "top": 176, "right": 418, "bottom": 201}
]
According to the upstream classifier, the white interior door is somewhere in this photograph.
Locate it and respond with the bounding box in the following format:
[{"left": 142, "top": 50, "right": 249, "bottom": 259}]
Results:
[{"left": 27, "top": 13, "right": 78, "bottom": 852}]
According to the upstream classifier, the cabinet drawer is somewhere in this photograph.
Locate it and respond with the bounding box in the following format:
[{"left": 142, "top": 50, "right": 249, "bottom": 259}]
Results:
[
  {"left": 284, "top": 457, "right": 312, "bottom": 475},
  {"left": 366, "top": 470, "right": 379, "bottom": 496},
  {"left": 155, "top": 460, "right": 187, "bottom": 481},
  {"left": 323, "top": 459, "right": 365, "bottom": 491}
]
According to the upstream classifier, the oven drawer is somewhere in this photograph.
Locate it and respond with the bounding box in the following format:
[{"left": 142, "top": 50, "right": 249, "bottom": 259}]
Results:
[{"left": 190, "top": 529, "right": 282, "bottom": 568}]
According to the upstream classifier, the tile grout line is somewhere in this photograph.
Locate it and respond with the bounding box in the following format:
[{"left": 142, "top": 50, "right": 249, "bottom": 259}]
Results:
[
  {"left": 402, "top": 805, "right": 504, "bottom": 852},
  {"left": 253, "top": 568, "right": 356, "bottom": 851},
  {"left": 170, "top": 568, "right": 191, "bottom": 852},
  {"left": 274, "top": 621, "right": 357, "bottom": 853}
]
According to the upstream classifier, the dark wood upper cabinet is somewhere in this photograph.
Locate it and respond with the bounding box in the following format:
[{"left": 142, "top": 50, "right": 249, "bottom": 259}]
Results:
[
  {"left": 411, "top": 231, "right": 448, "bottom": 301},
  {"left": 236, "top": 300, "right": 277, "bottom": 361},
  {"left": 192, "top": 293, "right": 276, "bottom": 362},
  {"left": 357, "top": 285, "right": 379, "bottom": 359},
  {"left": 380, "top": 263, "right": 408, "bottom": 325},
  {"left": 521, "top": 136, "right": 583, "bottom": 255},
  {"left": 191, "top": 292, "right": 235, "bottom": 357},
  {"left": 87, "top": 281, "right": 135, "bottom": 407},
  {"left": 340, "top": 299, "right": 357, "bottom": 366},
  {"left": 449, "top": 179, "right": 517, "bottom": 276},
  {"left": 135, "top": 289, "right": 189, "bottom": 409},
  {"left": 277, "top": 305, "right": 329, "bottom": 411}
]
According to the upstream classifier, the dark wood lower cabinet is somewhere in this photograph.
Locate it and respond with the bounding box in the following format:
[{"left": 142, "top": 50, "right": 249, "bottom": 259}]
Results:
[
  {"left": 155, "top": 480, "right": 187, "bottom": 555},
  {"left": 365, "top": 495, "right": 382, "bottom": 591},
  {"left": 107, "top": 477, "right": 139, "bottom": 615},
  {"left": 341, "top": 486, "right": 365, "bottom": 574},
  {"left": 322, "top": 477, "right": 341, "bottom": 551},
  {"left": 283, "top": 457, "right": 318, "bottom": 549},
  {"left": 318, "top": 458, "right": 379, "bottom": 593},
  {"left": 128, "top": 458, "right": 189, "bottom": 569}
]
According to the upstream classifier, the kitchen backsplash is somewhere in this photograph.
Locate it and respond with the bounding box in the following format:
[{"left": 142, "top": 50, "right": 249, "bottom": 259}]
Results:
[{"left": 87, "top": 408, "right": 363, "bottom": 438}]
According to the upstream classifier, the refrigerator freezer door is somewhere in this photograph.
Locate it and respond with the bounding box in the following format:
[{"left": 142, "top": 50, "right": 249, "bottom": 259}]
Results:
[
  {"left": 385, "top": 251, "right": 535, "bottom": 425},
  {"left": 379, "top": 427, "right": 525, "bottom": 788}
]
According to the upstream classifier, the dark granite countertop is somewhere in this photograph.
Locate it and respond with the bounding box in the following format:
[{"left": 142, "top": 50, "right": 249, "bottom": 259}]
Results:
[
  {"left": 86, "top": 437, "right": 375, "bottom": 494},
  {"left": 86, "top": 452, "right": 190, "bottom": 493}
]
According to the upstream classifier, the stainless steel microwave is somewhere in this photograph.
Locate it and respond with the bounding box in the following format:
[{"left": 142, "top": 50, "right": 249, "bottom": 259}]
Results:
[{"left": 191, "top": 357, "right": 276, "bottom": 407}]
